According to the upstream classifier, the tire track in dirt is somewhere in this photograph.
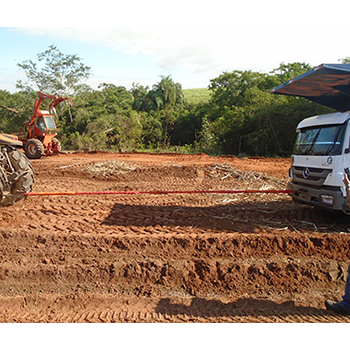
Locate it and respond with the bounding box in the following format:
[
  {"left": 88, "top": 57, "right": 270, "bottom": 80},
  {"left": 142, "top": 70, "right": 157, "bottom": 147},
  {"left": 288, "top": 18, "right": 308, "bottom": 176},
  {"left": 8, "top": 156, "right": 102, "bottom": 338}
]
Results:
[
  {"left": 1, "top": 152, "right": 350, "bottom": 323},
  {"left": 1, "top": 297, "right": 348, "bottom": 323}
]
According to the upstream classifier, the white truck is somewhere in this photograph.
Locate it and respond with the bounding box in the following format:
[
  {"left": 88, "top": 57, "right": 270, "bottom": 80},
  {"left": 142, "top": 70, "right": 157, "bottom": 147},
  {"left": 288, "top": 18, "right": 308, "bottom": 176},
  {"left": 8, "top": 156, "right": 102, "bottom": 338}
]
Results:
[{"left": 271, "top": 63, "right": 350, "bottom": 212}]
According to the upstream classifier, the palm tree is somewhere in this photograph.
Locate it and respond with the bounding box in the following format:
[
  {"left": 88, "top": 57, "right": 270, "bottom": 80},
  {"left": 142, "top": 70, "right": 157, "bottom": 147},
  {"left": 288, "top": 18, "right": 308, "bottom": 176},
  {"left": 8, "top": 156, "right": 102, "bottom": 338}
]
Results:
[
  {"left": 131, "top": 76, "right": 184, "bottom": 113},
  {"left": 131, "top": 77, "right": 184, "bottom": 146},
  {"left": 151, "top": 75, "right": 184, "bottom": 109},
  {"left": 151, "top": 75, "right": 184, "bottom": 146}
]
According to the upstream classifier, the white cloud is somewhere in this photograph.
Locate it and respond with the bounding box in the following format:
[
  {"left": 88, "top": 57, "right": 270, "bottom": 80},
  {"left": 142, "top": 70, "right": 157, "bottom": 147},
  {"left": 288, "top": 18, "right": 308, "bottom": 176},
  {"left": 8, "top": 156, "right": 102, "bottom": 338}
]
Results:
[
  {"left": 16, "top": 27, "right": 350, "bottom": 75},
  {"left": 6, "top": 0, "right": 350, "bottom": 28},
  {"left": 8, "top": 26, "right": 350, "bottom": 91}
]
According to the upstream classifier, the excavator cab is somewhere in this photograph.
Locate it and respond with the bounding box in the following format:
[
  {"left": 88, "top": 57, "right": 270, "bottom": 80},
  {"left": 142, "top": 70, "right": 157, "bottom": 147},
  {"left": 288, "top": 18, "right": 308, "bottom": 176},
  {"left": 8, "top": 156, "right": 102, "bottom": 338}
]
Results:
[
  {"left": 33, "top": 114, "right": 57, "bottom": 138},
  {"left": 35, "top": 116, "right": 47, "bottom": 134}
]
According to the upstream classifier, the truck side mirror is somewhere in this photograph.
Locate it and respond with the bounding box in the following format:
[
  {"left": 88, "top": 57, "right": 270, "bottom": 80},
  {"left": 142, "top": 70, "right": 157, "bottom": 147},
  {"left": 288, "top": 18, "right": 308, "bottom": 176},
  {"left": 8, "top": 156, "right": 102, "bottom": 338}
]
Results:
[{"left": 345, "top": 148, "right": 350, "bottom": 154}]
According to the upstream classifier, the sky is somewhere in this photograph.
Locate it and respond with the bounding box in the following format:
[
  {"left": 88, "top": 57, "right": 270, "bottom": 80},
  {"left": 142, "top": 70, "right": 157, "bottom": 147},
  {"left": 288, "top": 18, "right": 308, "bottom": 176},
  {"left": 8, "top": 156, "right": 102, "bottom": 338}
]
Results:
[{"left": 2, "top": 2, "right": 350, "bottom": 94}]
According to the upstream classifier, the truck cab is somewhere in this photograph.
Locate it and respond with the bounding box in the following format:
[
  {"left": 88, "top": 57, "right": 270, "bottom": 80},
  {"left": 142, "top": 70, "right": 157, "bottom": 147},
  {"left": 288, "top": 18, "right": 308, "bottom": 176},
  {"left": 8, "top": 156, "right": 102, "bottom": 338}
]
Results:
[
  {"left": 271, "top": 63, "right": 350, "bottom": 212},
  {"left": 289, "top": 111, "right": 350, "bottom": 211}
]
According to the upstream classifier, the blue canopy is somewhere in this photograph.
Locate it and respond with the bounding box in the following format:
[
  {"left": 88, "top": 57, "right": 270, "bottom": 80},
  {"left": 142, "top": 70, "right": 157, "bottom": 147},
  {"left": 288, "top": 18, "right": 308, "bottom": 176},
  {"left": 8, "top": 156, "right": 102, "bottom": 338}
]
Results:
[{"left": 270, "top": 64, "right": 350, "bottom": 112}]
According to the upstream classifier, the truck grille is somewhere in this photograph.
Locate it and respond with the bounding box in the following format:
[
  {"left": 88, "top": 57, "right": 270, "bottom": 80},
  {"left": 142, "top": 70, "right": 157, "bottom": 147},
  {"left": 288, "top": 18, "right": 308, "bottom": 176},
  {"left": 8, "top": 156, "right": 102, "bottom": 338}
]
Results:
[{"left": 292, "top": 166, "right": 332, "bottom": 187}]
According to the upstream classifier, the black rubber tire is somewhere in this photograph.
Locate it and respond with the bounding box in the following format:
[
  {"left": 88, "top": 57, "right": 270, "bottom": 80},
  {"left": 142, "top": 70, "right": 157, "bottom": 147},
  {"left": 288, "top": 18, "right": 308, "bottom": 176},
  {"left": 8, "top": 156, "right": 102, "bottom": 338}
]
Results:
[
  {"left": 0, "top": 147, "right": 34, "bottom": 207},
  {"left": 24, "top": 139, "right": 45, "bottom": 159}
]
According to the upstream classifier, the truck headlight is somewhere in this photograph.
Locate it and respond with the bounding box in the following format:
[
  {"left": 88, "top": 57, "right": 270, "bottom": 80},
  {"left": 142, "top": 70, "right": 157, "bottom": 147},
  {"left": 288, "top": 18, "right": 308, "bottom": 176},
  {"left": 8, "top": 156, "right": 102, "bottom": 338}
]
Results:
[{"left": 320, "top": 195, "right": 334, "bottom": 205}]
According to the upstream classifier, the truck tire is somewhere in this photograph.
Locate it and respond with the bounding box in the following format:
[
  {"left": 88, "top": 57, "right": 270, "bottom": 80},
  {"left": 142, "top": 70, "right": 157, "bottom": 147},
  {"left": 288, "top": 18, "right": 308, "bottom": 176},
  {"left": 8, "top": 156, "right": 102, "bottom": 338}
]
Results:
[
  {"left": 24, "top": 139, "right": 44, "bottom": 159},
  {"left": 0, "top": 147, "right": 34, "bottom": 207}
]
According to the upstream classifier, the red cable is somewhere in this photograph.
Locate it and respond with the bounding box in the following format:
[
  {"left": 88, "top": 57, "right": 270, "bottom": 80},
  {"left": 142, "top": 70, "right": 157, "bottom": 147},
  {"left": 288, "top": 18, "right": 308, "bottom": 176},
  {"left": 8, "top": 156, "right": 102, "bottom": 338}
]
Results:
[{"left": 24, "top": 189, "right": 294, "bottom": 196}]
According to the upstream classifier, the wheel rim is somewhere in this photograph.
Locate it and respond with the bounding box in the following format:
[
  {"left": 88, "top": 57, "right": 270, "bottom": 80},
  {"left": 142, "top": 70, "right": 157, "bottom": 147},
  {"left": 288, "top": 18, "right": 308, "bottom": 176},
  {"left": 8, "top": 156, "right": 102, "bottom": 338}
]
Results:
[{"left": 27, "top": 143, "right": 37, "bottom": 155}]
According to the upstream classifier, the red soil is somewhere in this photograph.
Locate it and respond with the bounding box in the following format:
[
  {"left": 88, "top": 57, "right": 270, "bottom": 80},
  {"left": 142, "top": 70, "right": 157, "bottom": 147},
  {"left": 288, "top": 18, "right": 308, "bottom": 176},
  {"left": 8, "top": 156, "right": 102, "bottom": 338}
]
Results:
[{"left": 0, "top": 151, "right": 349, "bottom": 323}]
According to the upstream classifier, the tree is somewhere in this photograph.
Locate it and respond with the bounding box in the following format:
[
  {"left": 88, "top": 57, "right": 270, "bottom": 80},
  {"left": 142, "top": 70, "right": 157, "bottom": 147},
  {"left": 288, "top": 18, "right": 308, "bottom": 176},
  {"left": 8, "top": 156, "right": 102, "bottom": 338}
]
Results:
[
  {"left": 131, "top": 76, "right": 184, "bottom": 113},
  {"left": 131, "top": 76, "right": 184, "bottom": 147},
  {"left": 339, "top": 57, "right": 350, "bottom": 64},
  {"left": 98, "top": 83, "right": 133, "bottom": 113},
  {"left": 0, "top": 90, "right": 37, "bottom": 134},
  {"left": 208, "top": 70, "right": 277, "bottom": 112},
  {"left": 151, "top": 75, "right": 184, "bottom": 146},
  {"left": 16, "top": 45, "right": 92, "bottom": 95},
  {"left": 205, "top": 64, "right": 320, "bottom": 156},
  {"left": 131, "top": 83, "right": 156, "bottom": 112},
  {"left": 151, "top": 75, "right": 184, "bottom": 110},
  {"left": 270, "top": 62, "right": 313, "bottom": 84}
]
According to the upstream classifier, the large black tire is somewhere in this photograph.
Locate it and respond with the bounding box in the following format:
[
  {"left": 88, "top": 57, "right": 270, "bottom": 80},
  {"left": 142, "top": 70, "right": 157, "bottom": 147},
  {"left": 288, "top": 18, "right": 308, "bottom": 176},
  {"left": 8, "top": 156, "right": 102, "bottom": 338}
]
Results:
[
  {"left": 0, "top": 147, "right": 34, "bottom": 206},
  {"left": 24, "top": 139, "right": 44, "bottom": 159}
]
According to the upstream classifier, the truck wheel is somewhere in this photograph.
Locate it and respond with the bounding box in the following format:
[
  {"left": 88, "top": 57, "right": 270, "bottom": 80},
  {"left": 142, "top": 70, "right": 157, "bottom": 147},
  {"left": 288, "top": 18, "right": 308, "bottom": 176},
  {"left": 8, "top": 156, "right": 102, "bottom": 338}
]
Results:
[
  {"left": 0, "top": 147, "right": 35, "bottom": 207},
  {"left": 24, "top": 139, "right": 44, "bottom": 159}
]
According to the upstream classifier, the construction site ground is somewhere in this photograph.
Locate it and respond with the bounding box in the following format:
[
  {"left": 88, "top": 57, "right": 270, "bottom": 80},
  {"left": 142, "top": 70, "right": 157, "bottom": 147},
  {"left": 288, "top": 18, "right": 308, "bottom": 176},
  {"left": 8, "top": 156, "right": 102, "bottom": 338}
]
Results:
[{"left": 0, "top": 151, "right": 350, "bottom": 325}]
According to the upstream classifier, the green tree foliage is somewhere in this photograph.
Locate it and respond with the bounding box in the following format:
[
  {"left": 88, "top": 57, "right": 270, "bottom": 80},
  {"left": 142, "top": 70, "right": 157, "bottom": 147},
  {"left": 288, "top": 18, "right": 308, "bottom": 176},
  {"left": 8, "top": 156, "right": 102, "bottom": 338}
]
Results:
[
  {"left": 201, "top": 62, "right": 331, "bottom": 156},
  {"left": 209, "top": 70, "right": 279, "bottom": 111},
  {"left": 2, "top": 50, "right": 342, "bottom": 157},
  {"left": 60, "top": 83, "right": 140, "bottom": 151},
  {"left": 0, "top": 90, "right": 38, "bottom": 134},
  {"left": 131, "top": 76, "right": 184, "bottom": 147},
  {"left": 131, "top": 76, "right": 184, "bottom": 113},
  {"left": 139, "top": 111, "right": 163, "bottom": 148},
  {"left": 151, "top": 75, "right": 184, "bottom": 109},
  {"left": 131, "top": 84, "right": 154, "bottom": 112},
  {"left": 154, "top": 76, "right": 184, "bottom": 146},
  {"left": 171, "top": 102, "right": 211, "bottom": 148},
  {"left": 16, "top": 45, "right": 92, "bottom": 95},
  {"left": 171, "top": 107, "right": 201, "bottom": 146},
  {"left": 270, "top": 62, "right": 313, "bottom": 83}
]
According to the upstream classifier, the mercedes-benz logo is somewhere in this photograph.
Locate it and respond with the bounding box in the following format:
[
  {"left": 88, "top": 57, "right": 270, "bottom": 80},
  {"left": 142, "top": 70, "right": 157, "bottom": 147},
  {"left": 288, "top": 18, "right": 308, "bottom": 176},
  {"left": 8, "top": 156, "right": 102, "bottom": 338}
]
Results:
[{"left": 303, "top": 168, "right": 310, "bottom": 179}]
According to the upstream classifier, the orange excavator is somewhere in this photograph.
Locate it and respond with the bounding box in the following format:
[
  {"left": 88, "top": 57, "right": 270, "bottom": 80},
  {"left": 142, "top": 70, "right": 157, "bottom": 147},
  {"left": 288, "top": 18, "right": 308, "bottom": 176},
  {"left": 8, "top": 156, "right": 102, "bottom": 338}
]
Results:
[{"left": 18, "top": 92, "right": 73, "bottom": 159}]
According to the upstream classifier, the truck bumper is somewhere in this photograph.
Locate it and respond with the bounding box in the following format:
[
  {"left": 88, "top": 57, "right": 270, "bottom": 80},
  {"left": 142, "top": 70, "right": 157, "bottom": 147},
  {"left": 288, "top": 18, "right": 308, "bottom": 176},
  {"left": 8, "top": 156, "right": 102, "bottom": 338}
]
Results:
[{"left": 288, "top": 181, "right": 350, "bottom": 212}]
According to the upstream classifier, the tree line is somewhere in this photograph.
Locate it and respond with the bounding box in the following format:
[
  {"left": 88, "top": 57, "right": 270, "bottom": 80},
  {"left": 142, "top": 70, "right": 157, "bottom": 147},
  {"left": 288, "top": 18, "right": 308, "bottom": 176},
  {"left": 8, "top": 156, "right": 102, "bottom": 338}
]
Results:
[{"left": 1, "top": 45, "right": 347, "bottom": 157}]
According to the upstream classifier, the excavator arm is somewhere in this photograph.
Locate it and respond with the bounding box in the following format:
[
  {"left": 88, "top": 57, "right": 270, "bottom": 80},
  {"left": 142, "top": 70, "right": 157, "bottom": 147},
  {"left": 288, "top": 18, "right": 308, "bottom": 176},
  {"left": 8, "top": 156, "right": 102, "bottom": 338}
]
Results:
[
  {"left": 48, "top": 95, "right": 73, "bottom": 110},
  {"left": 29, "top": 92, "right": 73, "bottom": 127}
]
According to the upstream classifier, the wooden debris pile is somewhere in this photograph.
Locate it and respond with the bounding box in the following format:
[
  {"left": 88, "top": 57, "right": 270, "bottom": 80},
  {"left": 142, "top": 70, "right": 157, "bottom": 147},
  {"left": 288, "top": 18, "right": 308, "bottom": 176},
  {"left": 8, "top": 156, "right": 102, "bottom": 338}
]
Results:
[
  {"left": 207, "top": 163, "right": 290, "bottom": 203},
  {"left": 84, "top": 161, "right": 138, "bottom": 177}
]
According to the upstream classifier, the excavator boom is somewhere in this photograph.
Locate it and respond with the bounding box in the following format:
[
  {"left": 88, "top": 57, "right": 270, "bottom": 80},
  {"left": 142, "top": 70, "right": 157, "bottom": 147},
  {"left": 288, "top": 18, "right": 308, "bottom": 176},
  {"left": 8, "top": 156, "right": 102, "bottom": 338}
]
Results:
[{"left": 30, "top": 92, "right": 73, "bottom": 126}]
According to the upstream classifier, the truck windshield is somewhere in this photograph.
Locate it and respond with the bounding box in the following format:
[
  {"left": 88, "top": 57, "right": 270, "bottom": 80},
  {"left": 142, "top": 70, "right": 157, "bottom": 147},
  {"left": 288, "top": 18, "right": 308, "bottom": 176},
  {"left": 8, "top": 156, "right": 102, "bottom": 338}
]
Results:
[{"left": 294, "top": 122, "right": 347, "bottom": 156}]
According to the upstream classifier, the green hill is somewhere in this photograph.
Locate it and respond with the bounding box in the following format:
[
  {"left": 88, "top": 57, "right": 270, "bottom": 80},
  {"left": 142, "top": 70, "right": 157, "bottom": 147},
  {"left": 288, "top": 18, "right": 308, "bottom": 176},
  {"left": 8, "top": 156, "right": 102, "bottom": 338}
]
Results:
[{"left": 183, "top": 88, "right": 211, "bottom": 105}]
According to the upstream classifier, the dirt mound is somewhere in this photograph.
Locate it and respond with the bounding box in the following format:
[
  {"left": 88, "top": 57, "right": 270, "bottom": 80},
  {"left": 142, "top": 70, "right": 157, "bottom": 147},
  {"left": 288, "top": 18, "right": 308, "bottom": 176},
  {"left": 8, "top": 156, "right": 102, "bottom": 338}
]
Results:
[{"left": 0, "top": 151, "right": 349, "bottom": 323}]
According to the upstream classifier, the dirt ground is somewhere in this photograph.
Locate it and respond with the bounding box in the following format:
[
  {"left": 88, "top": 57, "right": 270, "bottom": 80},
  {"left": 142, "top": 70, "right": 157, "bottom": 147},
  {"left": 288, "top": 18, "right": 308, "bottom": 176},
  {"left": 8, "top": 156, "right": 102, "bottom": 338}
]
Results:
[{"left": 0, "top": 151, "right": 349, "bottom": 323}]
